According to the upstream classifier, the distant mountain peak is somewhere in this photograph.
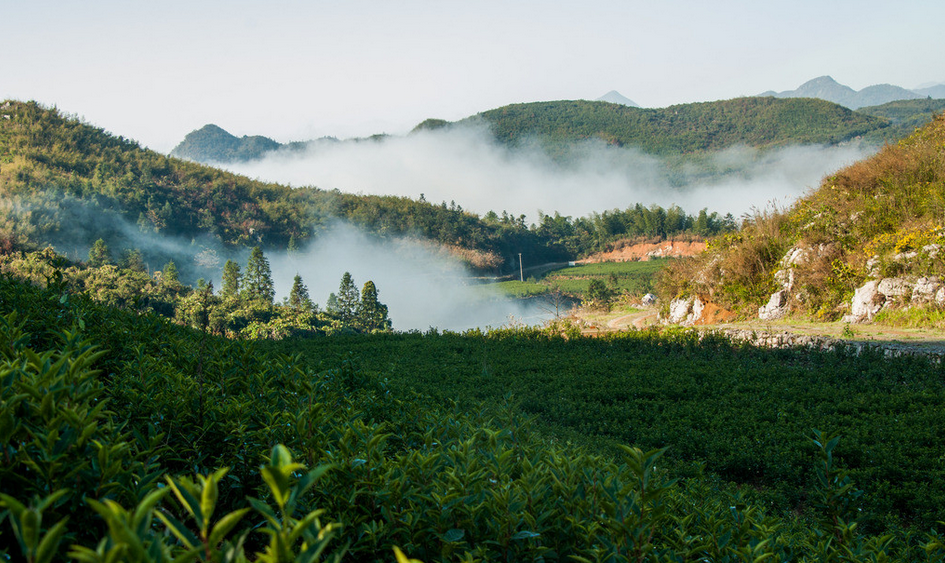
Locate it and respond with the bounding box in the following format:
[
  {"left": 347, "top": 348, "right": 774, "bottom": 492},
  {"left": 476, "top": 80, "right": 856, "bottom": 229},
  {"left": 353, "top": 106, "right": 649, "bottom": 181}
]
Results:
[
  {"left": 761, "top": 76, "right": 934, "bottom": 109},
  {"left": 597, "top": 91, "right": 639, "bottom": 107},
  {"left": 171, "top": 124, "right": 281, "bottom": 163}
]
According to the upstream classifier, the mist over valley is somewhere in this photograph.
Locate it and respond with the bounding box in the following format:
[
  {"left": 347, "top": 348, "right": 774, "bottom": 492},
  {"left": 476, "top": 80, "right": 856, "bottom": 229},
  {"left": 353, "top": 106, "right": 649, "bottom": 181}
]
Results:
[{"left": 218, "top": 123, "right": 874, "bottom": 222}]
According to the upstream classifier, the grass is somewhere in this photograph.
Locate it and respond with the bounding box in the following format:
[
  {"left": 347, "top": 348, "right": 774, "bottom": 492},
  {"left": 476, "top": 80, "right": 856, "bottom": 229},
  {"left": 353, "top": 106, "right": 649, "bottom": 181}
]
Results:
[
  {"left": 873, "top": 307, "right": 945, "bottom": 329},
  {"left": 490, "top": 279, "right": 548, "bottom": 298},
  {"left": 486, "top": 258, "right": 673, "bottom": 300}
]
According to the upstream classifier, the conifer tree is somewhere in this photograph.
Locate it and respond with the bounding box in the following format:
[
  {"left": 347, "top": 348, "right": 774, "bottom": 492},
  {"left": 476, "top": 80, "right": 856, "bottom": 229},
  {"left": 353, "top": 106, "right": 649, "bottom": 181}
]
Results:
[
  {"left": 287, "top": 274, "right": 312, "bottom": 312},
  {"left": 221, "top": 259, "right": 241, "bottom": 300},
  {"left": 357, "top": 280, "right": 391, "bottom": 332},
  {"left": 88, "top": 238, "right": 111, "bottom": 267},
  {"left": 244, "top": 246, "right": 274, "bottom": 305},
  {"left": 332, "top": 272, "right": 360, "bottom": 324}
]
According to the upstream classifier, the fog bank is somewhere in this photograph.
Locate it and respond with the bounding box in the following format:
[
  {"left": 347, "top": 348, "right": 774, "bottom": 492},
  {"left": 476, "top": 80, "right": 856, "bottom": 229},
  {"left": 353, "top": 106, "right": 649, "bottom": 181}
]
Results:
[
  {"left": 264, "top": 223, "right": 550, "bottom": 331},
  {"left": 220, "top": 125, "right": 875, "bottom": 221}
]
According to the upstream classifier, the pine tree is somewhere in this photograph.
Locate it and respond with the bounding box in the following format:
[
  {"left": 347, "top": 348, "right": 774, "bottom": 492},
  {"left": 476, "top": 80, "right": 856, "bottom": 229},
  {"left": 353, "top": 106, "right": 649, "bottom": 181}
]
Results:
[
  {"left": 88, "top": 239, "right": 111, "bottom": 267},
  {"left": 244, "top": 246, "right": 274, "bottom": 305},
  {"left": 334, "top": 272, "right": 360, "bottom": 324},
  {"left": 357, "top": 280, "right": 391, "bottom": 332},
  {"left": 221, "top": 259, "right": 241, "bottom": 300},
  {"left": 288, "top": 274, "right": 312, "bottom": 312}
]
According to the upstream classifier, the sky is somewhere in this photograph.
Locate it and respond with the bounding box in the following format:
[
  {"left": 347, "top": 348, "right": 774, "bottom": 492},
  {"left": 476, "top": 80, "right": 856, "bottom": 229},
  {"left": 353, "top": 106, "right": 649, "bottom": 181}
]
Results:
[{"left": 3, "top": 0, "right": 944, "bottom": 153}]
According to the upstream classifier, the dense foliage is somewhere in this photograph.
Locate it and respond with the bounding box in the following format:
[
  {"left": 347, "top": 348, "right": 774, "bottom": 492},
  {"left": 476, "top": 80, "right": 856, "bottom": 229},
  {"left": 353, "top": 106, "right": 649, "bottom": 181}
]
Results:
[
  {"left": 467, "top": 98, "right": 887, "bottom": 155},
  {"left": 270, "top": 327, "right": 945, "bottom": 531},
  {"left": 858, "top": 98, "right": 945, "bottom": 143},
  {"left": 0, "top": 246, "right": 390, "bottom": 338},
  {"left": 3, "top": 274, "right": 945, "bottom": 561}
]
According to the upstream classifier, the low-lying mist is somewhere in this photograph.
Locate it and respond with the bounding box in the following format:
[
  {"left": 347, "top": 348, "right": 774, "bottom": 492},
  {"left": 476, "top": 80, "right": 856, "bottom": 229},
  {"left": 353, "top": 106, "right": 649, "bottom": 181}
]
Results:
[
  {"left": 265, "top": 223, "right": 551, "bottom": 331},
  {"left": 219, "top": 124, "right": 875, "bottom": 221},
  {"left": 6, "top": 191, "right": 549, "bottom": 331}
]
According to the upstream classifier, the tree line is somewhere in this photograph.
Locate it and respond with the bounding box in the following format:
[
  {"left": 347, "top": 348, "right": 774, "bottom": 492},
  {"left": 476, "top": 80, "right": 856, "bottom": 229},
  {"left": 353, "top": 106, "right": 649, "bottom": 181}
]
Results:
[{"left": 0, "top": 239, "right": 392, "bottom": 338}]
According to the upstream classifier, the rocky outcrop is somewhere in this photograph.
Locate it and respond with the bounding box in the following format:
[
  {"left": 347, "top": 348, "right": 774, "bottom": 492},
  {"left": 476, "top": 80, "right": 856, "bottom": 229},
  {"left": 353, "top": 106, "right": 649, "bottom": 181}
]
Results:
[
  {"left": 843, "top": 280, "right": 884, "bottom": 323},
  {"left": 758, "top": 290, "right": 789, "bottom": 321},
  {"left": 843, "top": 276, "right": 945, "bottom": 323},
  {"left": 668, "top": 296, "right": 703, "bottom": 325},
  {"left": 757, "top": 244, "right": 835, "bottom": 321},
  {"left": 666, "top": 296, "right": 735, "bottom": 326}
]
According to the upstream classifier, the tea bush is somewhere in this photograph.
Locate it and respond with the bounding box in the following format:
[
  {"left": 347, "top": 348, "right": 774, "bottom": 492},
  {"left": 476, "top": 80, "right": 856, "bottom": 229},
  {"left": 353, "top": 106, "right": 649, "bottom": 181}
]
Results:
[{"left": 3, "top": 274, "right": 945, "bottom": 561}]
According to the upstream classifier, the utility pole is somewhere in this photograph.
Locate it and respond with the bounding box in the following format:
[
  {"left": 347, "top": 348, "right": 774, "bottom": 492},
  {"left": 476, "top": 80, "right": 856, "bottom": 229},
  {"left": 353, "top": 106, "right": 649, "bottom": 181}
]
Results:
[{"left": 519, "top": 253, "right": 523, "bottom": 282}]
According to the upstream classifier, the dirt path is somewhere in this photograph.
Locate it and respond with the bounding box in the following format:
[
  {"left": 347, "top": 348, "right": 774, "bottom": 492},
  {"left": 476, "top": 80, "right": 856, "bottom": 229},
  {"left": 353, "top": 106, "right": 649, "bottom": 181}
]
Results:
[
  {"left": 606, "top": 310, "right": 658, "bottom": 330},
  {"left": 570, "top": 306, "right": 945, "bottom": 356}
]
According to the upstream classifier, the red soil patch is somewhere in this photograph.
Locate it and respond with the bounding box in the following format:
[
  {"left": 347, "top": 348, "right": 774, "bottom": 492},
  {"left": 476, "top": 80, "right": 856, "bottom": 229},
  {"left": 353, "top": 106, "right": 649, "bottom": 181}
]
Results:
[
  {"left": 581, "top": 240, "right": 706, "bottom": 263},
  {"left": 693, "top": 300, "right": 737, "bottom": 325}
]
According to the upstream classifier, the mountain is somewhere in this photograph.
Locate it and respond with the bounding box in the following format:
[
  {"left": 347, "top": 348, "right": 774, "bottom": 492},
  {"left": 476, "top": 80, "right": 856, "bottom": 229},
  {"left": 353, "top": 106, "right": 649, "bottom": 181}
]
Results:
[
  {"left": 658, "top": 112, "right": 945, "bottom": 323},
  {"left": 173, "top": 97, "right": 893, "bottom": 167},
  {"left": 596, "top": 90, "right": 639, "bottom": 107},
  {"left": 468, "top": 97, "right": 886, "bottom": 154},
  {"left": 761, "top": 75, "right": 929, "bottom": 109},
  {"left": 915, "top": 83, "right": 945, "bottom": 98},
  {"left": 170, "top": 123, "right": 281, "bottom": 162},
  {"left": 5, "top": 100, "right": 727, "bottom": 276},
  {"left": 0, "top": 100, "right": 568, "bottom": 274}
]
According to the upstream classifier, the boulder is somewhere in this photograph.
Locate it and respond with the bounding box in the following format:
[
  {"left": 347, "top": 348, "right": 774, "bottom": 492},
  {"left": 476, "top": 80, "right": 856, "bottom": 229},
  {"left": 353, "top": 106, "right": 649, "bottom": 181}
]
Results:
[
  {"left": 912, "top": 277, "right": 942, "bottom": 304},
  {"left": 877, "top": 277, "right": 911, "bottom": 300},
  {"left": 843, "top": 280, "right": 884, "bottom": 323},
  {"left": 758, "top": 290, "right": 789, "bottom": 321},
  {"left": 668, "top": 298, "right": 692, "bottom": 324},
  {"left": 665, "top": 296, "right": 735, "bottom": 326}
]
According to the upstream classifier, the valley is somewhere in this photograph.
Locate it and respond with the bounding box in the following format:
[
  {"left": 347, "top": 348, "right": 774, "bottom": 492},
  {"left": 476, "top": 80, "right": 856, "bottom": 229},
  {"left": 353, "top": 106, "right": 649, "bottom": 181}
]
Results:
[{"left": 2, "top": 94, "right": 945, "bottom": 561}]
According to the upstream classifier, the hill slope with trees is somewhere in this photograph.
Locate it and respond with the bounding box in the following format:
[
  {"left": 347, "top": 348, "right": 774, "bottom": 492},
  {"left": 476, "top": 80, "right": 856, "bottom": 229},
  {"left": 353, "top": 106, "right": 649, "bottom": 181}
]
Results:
[
  {"left": 0, "top": 100, "right": 733, "bottom": 278},
  {"left": 658, "top": 111, "right": 945, "bottom": 325},
  {"left": 467, "top": 97, "right": 887, "bottom": 154}
]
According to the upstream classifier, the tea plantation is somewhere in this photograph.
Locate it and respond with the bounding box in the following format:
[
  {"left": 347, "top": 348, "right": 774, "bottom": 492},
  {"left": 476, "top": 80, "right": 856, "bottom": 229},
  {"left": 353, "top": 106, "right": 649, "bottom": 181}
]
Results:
[{"left": 2, "top": 273, "right": 945, "bottom": 562}]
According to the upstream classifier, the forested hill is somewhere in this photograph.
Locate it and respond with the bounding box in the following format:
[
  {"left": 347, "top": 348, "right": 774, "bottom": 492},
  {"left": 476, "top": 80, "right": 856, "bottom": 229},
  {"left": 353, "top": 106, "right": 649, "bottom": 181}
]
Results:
[
  {"left": 467, "top": 97, "right": 886, "bottom": 153},
  {"left": 856, "top": 98, "right": 945, "bottom": 143},
  {"left": 169, "top": 123, "right": 282, "bottom": 162},
  {"left": 171, "top": 97, "right": 945, "bottom": 167},
  {"left": 0, "top": 100, "right": 731, "bottom": 277}
]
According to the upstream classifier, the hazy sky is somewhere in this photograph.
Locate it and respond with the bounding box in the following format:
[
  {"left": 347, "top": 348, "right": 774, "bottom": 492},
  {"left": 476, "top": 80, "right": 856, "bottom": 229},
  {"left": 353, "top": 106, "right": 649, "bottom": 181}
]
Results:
[{"left": 3, "top": 0, "right": 944, "bottom": 152}]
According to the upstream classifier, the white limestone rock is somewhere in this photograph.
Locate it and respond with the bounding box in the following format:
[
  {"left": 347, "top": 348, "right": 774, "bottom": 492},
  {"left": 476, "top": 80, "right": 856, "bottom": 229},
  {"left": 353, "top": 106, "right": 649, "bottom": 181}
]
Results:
[
  {"left": 758, "top": 290, "right": 789, "bottom": 321},
  {"left": 668, "top": 298, "right": 692, "bottom": 324},
  {"left": 877, "top": 277, "right": 911, "bottom": 300},
  {"left": 912, "top": 277, "right": 942, "bottom": 304},
  {"left": 843, "top": 280, "right": 884, "bottom": 323}
]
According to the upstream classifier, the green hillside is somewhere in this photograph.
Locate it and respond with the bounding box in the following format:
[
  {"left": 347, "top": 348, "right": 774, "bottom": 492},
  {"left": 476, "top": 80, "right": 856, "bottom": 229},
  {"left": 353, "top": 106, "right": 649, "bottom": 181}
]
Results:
[
  {"left": 659, "top": 111, "right": 945, "bottom": 322},
  {"left": 466, "top": 97, "right": 887, "bottom": 154},
  {"left": 858, "top": 98, "right": 945, "bottom": 143},
  {"left": 0, "top": 100, "right": 733, "bottom": 277}
]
